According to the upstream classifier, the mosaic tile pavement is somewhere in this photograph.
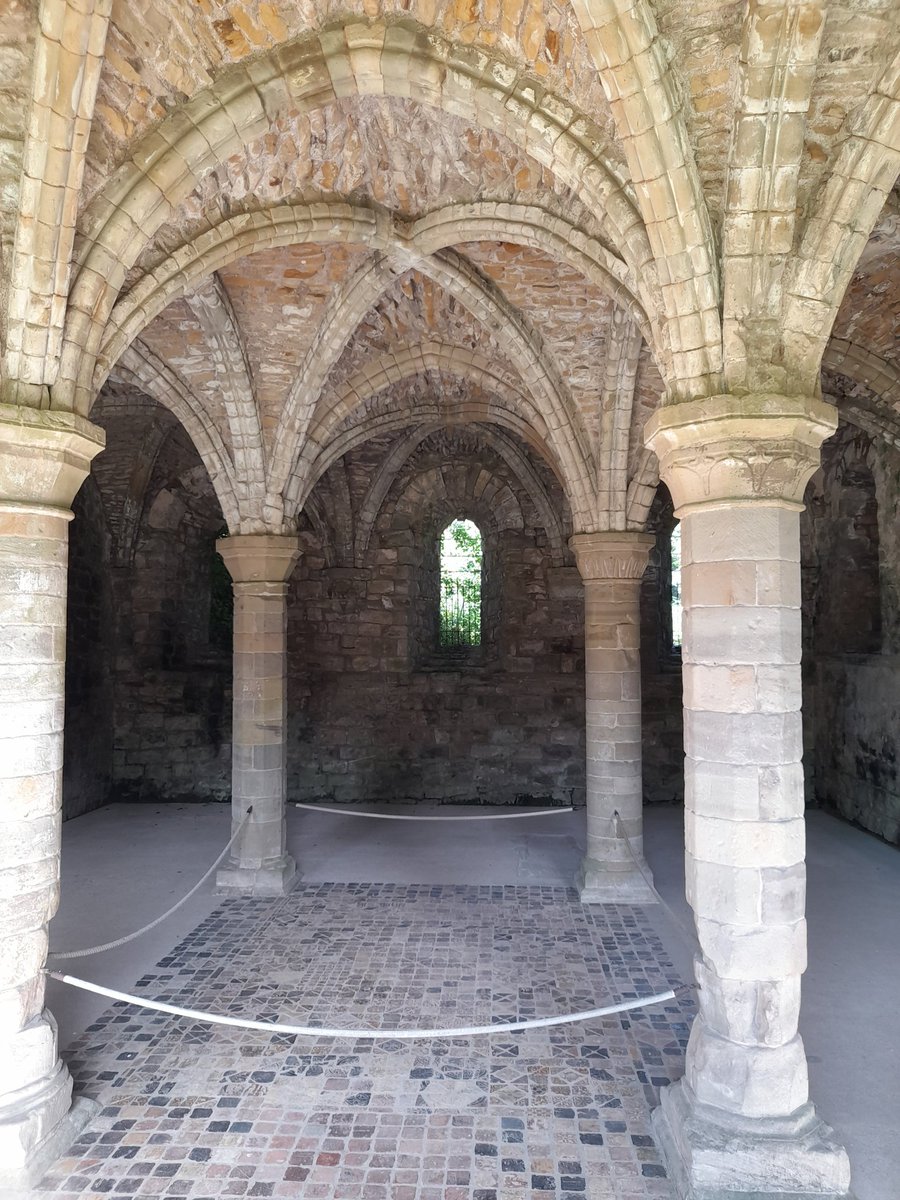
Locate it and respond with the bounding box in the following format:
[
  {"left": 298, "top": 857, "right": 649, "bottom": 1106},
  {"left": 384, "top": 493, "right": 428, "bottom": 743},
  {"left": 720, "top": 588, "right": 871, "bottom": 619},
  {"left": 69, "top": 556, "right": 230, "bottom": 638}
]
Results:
[{"left": 33, "top": 885, "right": 695, "bottom": 1200}]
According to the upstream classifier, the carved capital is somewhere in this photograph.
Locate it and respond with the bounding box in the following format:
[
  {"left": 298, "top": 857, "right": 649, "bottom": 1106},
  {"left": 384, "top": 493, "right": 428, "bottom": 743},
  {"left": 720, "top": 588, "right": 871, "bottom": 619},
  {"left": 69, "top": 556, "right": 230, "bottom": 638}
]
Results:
[
  {"left": 219, "top": 533, "right": 301, "bottom": 585},
  {"left": 0, "top": 403, "right": 105, "bottom": 510},
  {"left": 644, "top": 394, "right": 837, "bottom": 514},
  {"left": 569, "top": 532, "right": 655, "bottom": 582}
]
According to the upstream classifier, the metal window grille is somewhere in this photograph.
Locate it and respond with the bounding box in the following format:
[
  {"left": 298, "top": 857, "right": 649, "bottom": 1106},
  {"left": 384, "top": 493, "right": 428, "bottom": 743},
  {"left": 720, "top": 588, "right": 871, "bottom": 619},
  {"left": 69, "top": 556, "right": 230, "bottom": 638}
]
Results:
[
  {"left": 439, "top": 573, "right": 481, "bottom": 647},
  {"left": 439, "top": 520, "right": 482, "bottom": 648}
]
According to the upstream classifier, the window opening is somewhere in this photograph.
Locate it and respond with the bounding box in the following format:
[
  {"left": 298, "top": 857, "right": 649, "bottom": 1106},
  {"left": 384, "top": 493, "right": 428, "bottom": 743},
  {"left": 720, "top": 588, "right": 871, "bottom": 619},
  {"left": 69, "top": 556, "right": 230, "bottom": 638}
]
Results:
[
  {"left": 439, "top": 519, "right": 482, "bottom": 648},
  {"left": 670, "top": 521, "right": 682, "bottom": 650}
]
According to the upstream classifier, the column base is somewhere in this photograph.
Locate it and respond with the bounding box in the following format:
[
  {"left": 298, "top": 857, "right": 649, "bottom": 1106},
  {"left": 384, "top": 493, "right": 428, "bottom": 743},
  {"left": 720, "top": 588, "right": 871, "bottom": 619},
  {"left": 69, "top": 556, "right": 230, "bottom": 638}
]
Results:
[
  {"left": 576, "top": 855, "right": 658, "bottom": 904},
  {"left": 652, "top": 1080, "right": 853, "bottom": 1199},
  {"left": 0, "top": 1064, "right": 98, "bottom": 1193},
  {"left": 216, "top": 855, "right": 297, "bottom": 897}
]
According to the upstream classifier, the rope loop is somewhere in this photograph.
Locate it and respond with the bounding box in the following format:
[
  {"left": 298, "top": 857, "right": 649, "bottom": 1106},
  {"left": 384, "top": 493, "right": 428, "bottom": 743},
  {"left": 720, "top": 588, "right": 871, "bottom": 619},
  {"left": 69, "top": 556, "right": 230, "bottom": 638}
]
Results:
[
  {"left": 295, "top": 803, "right": 572, "bottom": 821},
  {"left": 47, "top": 971, "right": 678, "bottom": 1039},
  {"left": 49, "top": 808, "right": 253, "bottom": 960}
]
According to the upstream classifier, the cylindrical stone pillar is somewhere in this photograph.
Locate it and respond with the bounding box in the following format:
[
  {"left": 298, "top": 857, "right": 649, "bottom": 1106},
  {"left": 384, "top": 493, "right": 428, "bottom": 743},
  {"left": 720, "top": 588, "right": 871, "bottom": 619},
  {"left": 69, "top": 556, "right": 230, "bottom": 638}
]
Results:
[
  {"left": 570, "top": 532, "right": 656, "bottom": 903},
  {"left": 0, "top": 404, "right": 104, "bottom": 1189},
  {"left": 645, "top": 395, "right": 851, "bottom": 1198},
  {"left": 216, "top": 534, "right": 300, "bottom": 896}
]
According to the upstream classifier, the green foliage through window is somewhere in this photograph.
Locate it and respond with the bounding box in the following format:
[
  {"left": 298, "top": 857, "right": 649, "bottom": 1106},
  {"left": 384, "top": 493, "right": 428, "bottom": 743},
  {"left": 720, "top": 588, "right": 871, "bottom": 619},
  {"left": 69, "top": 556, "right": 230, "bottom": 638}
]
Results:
[
  {"left": 670, "top": 522, "right": 682, "bottom": 650},
  {"left": 439, "top": 519, "right": 482, "bottom": 648}
]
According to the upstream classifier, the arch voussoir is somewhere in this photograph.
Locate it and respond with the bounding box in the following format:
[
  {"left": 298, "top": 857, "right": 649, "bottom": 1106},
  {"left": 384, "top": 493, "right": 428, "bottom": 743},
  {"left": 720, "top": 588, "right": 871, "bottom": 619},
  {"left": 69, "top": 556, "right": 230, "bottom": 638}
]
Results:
[
  {"left": 570, "top": 0, "right": 721, "bottom": 398},
  {"left": 784, "top": 49, "right": 900, "bottom": 392},
  {"left": 265, "top": 251, "right": 406, "bottom": 509},
  {"left": 291, "top": 342, "right": 586, "bottom": 518},
  {"left": 58, "top": 17, "right": 651, "bottom": 415},
  {"left": 111, "top": 339, "right": 243, "bottom": 532}
]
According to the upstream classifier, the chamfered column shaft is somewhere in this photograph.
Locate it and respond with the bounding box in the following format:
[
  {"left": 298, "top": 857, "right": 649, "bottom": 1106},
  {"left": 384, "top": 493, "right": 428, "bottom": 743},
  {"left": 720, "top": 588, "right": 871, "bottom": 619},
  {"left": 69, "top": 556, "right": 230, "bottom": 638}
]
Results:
[
  {"left": 645, "top": 394, "right": 851, "bottom": 1199},
  {"left": 570, "top": 532, "right": 656, "bottom": 903},
  {"left": 216, "top": 534, "right": 300, "bottom": 897},
  {"left": 0, "top": 405, "right": 104, "bottom": 1189}
]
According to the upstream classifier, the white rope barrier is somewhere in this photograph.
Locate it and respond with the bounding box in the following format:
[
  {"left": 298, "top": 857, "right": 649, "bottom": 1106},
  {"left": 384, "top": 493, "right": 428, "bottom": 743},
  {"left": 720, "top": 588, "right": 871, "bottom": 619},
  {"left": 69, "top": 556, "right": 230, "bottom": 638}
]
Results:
[
  {"left": 46, "top": 803, "right": 694, "bottom": 1041},
  {"left": 49, "top": 810, "right": 253, "bottom": 961},
  {"left": 294, "top": 803, "right": 573, "bottom": 821},
  {"left": 48, "top": 971, "right": 677, "bottom": 1039}
]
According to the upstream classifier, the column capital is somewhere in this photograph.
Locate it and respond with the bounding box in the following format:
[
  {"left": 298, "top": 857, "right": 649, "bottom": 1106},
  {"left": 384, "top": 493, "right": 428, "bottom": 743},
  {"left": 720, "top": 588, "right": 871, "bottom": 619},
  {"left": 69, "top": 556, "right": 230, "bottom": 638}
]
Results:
[
  {"left": 218, "top": 533, "right": 301, "bottom": 584},
  {"left": 644, "top": 393, "right": 837, "bottom": 515},
  {"left": 569, "top": 531, "right": 655, "bottom": 582},
  {"left": 0, "top": 403, "right": 105, "bottom": 510}
]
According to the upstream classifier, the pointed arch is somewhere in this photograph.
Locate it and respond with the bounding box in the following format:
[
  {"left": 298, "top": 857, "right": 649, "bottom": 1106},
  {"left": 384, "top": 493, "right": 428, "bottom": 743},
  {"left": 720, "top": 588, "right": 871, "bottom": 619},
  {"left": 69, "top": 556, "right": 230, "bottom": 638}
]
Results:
[
  {"left": 570, "top": 0, "right": 720, "bottom": 398},
  {"left": 97, "top": 201, "right": 651, "bottom": 392},
  {"left": 822, "top": 340, "right": 900, "bottom": 415},
  {"left": 409, "top": 201, "right": 648, "bottom": 333},
  {"left": 183, "top": 273, "right": 266, "bottom": 496},
  {"left": 2, "top": 0, "right": 111, "bottom": 402},
  {"left": 58, "top": 18, "right": 652, "bottom": 413},
  {"left": 721, "top": 0, "right": 827, "bottom": 395},
  {"left": 353, "top": 422, "right": 568, "bottom": 567},
  {"left": 268, "top": 250, "right": 595, "bottom": 527},
  {"left": 597, "top": 308, "right": 644, "bottom": 529},
  {"left": 298, "top": 406, "right": 570, "bottom": 522},
  {"left": 111, "top": 340, "right": 241, "bottom": 532},
  {"left": 403, "top": 249, "right": 594, "bottom": 515},
  {"left": 95, "top": 206, "right": 387, "bottom": 386},
  {"left": 290, "top": 341, "right": 593, "bottom": 527},
  {"left": 265, "top": 253, "right": 406, "bottom": 506},
  {"left": 113, "top": 415, "right": 172, "bottom": 567},
  {"left": 785, "top": 48, "right": 900, "bottom": 391}
]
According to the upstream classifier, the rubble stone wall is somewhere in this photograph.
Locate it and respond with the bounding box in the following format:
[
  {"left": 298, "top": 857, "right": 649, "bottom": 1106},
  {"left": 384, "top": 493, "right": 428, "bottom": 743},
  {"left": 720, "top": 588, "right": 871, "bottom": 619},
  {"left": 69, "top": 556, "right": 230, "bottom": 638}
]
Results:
[
  {"left": 801, "top": 419, "right": 900, "bottom": 844},
  {"left": 65, "top": 404, "right": 900, "bottom": 842},
  {"left": 62, "top": 414, "right": 689, "bottom": 811},
  {"left": 63, "top": 477, "right": 115, "bottom": 819}
]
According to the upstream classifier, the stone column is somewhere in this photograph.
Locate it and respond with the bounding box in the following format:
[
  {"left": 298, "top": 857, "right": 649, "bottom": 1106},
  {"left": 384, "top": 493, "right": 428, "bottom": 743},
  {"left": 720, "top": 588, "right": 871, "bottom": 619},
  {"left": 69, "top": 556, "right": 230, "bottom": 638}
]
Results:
[
  {"left": 0, "top": 404, "right": 104, "bottom": 1189},
  {"left": 570, "top": 532, "right": 656, "bottom": 903},
  {"left": 645, "top": 395, "right": 851, "bottom": 1199},
  {"left": 216, "top": 534, "right": 300, "bottom": 896}
]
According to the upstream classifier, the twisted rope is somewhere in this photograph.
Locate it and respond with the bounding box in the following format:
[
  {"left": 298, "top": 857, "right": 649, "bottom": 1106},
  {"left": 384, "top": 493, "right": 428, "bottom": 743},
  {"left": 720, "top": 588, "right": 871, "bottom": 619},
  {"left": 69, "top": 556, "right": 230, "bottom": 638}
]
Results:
[
  {"left": 49, "top": 809, "right": 252, "bottom": 960},
  {"left": 295, "top": 803, "right": 572, "bottom": 821},
  {"left": 47, "top": 972, "right": 681, "bottom": 1038}
]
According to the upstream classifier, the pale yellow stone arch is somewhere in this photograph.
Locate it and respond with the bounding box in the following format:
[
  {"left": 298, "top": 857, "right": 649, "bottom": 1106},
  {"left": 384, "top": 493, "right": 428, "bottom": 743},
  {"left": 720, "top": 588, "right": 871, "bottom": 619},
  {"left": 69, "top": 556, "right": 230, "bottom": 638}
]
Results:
[
  {"left": 409, "top": 202, "right": 648, "bottom": 334},
  {"left": 110, "top": 340, "right": 243, "bottom": 532},
  {"left": 95, "top": 200, "right": 627, "bottom": 531},
  {"left": 351, "top": 422, "right": 569, "bottom": 567},
  {"left": 624, "top": 447, "right": 660, "bottom": 530},
  {"left": 597, "top": 306, "right": 644, "bottom": 530},
  {"left": 291, "top": 343, "right": 593, "bottom": 525},
  {"left": 58, "top": 18, "right": 654, "bottom": 413},
  {"left": 97, "top": 200, "right": 652, "bottom": 393},
  {"left": 3, "top": 0, "right": 111, "bottom": 403},
  {"left": 570, "top": 0, "right": 721, "bottom": 400},
  {"left": 265, "top": 252, "right": 408, "bottom": 527},
  {"left": 822, "top": 339, "right": 900, "bottom": 450},
  {"left": 823, "top": 340, "right": 900, "bottom": 415},
  {"left": 96, "top": 206, "right": 389, "bottom": 391},
  {"left": 299, "top": 334, "right": 592, "bottom": 528},
  {"left": 93, "top": 205, "right": 605, "bottom": 530},
  {"left": 183, "top": 274, "right": 267, "bottom": 507},
  {"left": 785, "top": 48, "right": 900, "bottom": 392},
  {"left": 721, "top": 0, "right": 827, "bottom": 396},
  {"left": 392, "top": 249, "right": 594, "bottom": 505}
]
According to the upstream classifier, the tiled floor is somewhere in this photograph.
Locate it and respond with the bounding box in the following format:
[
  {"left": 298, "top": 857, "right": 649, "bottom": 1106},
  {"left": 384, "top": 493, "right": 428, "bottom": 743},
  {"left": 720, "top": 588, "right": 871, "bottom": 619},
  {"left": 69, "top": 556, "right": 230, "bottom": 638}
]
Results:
[{"left": 34, "top": 884, "right": 693, "bottom": 1199}]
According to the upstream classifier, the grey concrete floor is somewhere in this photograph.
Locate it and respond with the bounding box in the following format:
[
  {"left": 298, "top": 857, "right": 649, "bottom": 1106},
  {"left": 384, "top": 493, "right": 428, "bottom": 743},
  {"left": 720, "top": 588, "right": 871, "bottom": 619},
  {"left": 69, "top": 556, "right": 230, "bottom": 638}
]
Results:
[{"left": 49, "top": 801, "right": 899, "bottom": 1199}]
